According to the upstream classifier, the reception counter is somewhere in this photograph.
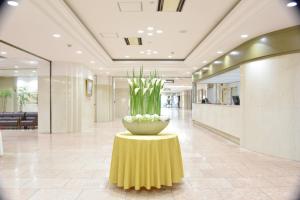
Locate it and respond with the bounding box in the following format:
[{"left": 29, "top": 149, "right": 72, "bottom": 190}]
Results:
[{"left": 192, "top": 103, "right": 242, "bottom": 143}]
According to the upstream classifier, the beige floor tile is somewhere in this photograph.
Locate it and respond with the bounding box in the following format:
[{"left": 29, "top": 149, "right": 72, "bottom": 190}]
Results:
[
  {"left": 28, "top": 189, "right": 81, "bottom": 200},
  {"left": 0, "top": 109, "right": 299, "bottom": 199}
]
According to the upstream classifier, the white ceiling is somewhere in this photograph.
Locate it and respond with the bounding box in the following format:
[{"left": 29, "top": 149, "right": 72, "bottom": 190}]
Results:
[
  {"left": 0, "top": 0, "right": 299, "bottom": 77},
  {"left": 64, "top": 0, "right": 239, "bottom": 59}
]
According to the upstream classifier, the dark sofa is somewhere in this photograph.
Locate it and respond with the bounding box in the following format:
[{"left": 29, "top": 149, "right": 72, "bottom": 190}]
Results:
[{"left": 0, "top": 112, "right": 38, "bottom": 129}]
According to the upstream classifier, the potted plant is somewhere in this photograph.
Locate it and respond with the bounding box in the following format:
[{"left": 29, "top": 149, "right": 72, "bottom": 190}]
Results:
[
  {"left": 17, "top": 87, "right": 32, "bottom": 112},
  {"left": 0, "top": 89, "right": 12, "bottom": 112},
  {"left": 122, "top": 68, "right": 169, "bottom": 135}
]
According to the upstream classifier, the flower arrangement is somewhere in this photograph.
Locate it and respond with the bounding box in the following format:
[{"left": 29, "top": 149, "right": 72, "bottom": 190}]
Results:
[
  {"left": 127, "top": 68, "right": 164, "bottom": 116},
  {"left": 122, "top": 67, "right": 169, "bottom": 135}
]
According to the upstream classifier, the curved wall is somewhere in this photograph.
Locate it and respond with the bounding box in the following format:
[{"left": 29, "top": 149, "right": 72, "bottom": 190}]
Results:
[{"left": 240, "top": 52, "right": 300, "bottom": 161}]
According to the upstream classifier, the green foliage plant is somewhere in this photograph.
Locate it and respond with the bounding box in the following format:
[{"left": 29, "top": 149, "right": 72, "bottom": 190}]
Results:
[
  {"left": 0, "top": 89, "right": 12, "bottom": 112},
  {"left": 17, "top": 87, "right": 32, "bottom": 111},
  {"left": 127, "top": 67, "right": 164, "bottom": 116}
]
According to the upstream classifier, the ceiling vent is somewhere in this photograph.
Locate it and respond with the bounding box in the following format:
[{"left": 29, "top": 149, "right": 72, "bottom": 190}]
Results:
[
  {"left": 124, "top": 37, "right": 142, "bottom": 45},
  {"left": 157, "top": 0, "right": 185, "bottom": 12},
  {"left": 118, "top": 1, "right": 143, "bottom": 12},
  {"left": 100, "top": 32, "right": 119, "bottom": 38}
]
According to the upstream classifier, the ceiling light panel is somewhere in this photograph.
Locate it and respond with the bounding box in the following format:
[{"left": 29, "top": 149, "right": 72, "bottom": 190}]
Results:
[
  {"left": 157, "top": 0, "right": 186, "bottom": 12},
  {"left": 124, "top": 37, "right": 142, "bottom": 45},
  {"left": 118, "top": 1, "right": 143, "bottom": 12}
]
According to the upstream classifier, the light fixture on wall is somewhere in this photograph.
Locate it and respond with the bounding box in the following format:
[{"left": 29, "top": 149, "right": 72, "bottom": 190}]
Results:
[
  {"left": 217, "top": 51, "right": 223, "bottom": 54},
  {"left": 0, "top": 51, "right": 7, "bottom": 55},
  {"left": 125, "top": 55, "right": 130, "bottom": 58},
  {"left": 214, "top": 60, "right": 222, "bottom": 64},
  {"left": 287, "top": 1, "right": 297, "bottom": 7},
  {"left": 230, "top": 51, "right": 239, "bottom": 55},
  {"left": 137, "top": 30, "right": 144, "bottom": 34},
  {"left": 202, "top": 60, "right": 207, "bottom": 64},
  {"left": 260, "top": 37, "right": 268, "bottom": 42},
  {"left": 7, "top": 1, "right": 19, "bottom": 6},
  {"left": 241, "top": 34, "right": 249, "bottom": 38}
]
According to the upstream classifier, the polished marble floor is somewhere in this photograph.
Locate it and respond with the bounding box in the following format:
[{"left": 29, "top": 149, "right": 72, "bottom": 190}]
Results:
[{"left": 0, "top": 109, "right": 300, "bottom": 200}]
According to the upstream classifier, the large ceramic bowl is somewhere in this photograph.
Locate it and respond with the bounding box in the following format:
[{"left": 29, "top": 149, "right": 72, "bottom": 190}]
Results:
[{"left": 122, "top": 117, "right": 170, "bottom": 135}]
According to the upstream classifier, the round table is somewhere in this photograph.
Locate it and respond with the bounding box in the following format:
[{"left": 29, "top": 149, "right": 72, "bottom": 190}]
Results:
[{"left": 109, "top": 133, "right": 184, "bottom": 190}]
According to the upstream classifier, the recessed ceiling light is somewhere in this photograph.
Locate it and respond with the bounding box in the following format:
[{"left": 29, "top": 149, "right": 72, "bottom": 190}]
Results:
[
  {"left": 14, "top": 70, "right": 18, "bottom": 73},
  {"left": 230, "top": 51, "right": 239, "bottom": 55},
  {"left": 146, "top": 52, "right": 151, "bottom": 55},
  {"left": 287, "top": 1, "right": 297, "bottom": 7},
  {"left": 202, "top": 60, "right": 207, "bottom": 64},
  {"left": 76, "top": 50, "right": 82, "bottom": 54},
  {"left": 140, "top": 51, "right": 144, "bottom": 54},
  {"left": 156, "top": 30, "right": 163, "bottom": 34},
  {"left": 153, "top": 51, "right": 158, "bottom": 54},
  {"left": 217, "top": 51, "right": 223, "bottom": 54},
  {"left": 146, "top": 49, "right": 151, "bottom": 52},
  {"left": 32, "top": 70, "right": 36, "bottom": 73},
  {"left": 125, "top": 55, "right": 130, "bottom": 58},
  {"left": 214, "top": 60, "right": 222, "bottom": 64},
  {"left": 7, "top": 1, "right": 19, "bottom": 6},
  {"left": 52, "top": 33, "right": 61, "bottom": 38},
  {"left": 90, "top": 60, "right": 95, "bottom": 64},
  {"left": 137, "top": 30, "right": 144, "bottom": 34},
  {"left": 29, "top": 60, "right": 38, "bottom": 64},
  {"left": 147, "top": 32, "right": 153, "bottom": 36},
  {"left": 168, "top": 55, "right": 172, "bottom": 58},
  {"left": 0, "top": 51, "right": 7, "bottom": 55},
  {"left": 147, "top": 26, "right": 154, "bottom": 31},
  {"left": 241, "top": 34, "right": 248, "bottom": 38}
]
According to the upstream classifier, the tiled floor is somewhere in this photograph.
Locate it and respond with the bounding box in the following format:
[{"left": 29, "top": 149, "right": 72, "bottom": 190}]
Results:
[{"left": 0, "top": 109, "right": 300, "bottom": 200}]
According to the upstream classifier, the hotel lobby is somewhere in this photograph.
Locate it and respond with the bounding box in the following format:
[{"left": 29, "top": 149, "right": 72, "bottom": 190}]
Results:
[{"left": 0, "top": 0, "right": 300, "bottom": 200}]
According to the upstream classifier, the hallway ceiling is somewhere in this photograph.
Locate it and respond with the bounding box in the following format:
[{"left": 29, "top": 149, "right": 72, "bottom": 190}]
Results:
[
  {"left": 0, "top": 0, "right": 299, "bottom": 76},
  {"left": 63, "top": 0, "right": 238, "bottom": 60}
]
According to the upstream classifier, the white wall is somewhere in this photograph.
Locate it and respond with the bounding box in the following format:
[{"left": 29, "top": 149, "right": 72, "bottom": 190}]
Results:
[
  {"left": 51, "top": 62, "right": 95, "bottom": 133},
  {"left": 38, "top": 61, "right": 51, "bottom": 133},
  {"left": 241, "top": 53, "right": 300, "bottom": 161},
  {"left": 193, "top": 52, "right": 300, "bottom": 161},
  {"left": 96, "top": 76, "right": 113, "bottom": 122},
  {"left": 0, "top": 77, "right": 17, "bottom": 112},
  {"left": 192, "top": 104, "right": 242, "bottom": 138}
]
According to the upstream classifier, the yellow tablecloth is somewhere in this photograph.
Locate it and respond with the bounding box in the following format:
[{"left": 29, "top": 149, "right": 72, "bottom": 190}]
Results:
[{"left": 109, "top": 133, "right": 184, "bottom": 190}]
